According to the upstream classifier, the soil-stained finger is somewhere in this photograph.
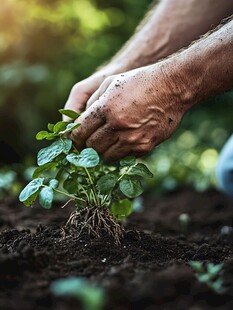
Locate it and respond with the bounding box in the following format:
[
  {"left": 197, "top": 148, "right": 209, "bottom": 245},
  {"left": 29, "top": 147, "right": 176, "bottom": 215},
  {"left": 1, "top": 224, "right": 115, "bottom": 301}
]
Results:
[
  {"left": 102, "top": 142, "right": 131, "bottom": 163},
  {"left": 86, "top": 76, "right": 115, "bottom": 109},
  {"left": 86, "top": 125, "right": 118, "bottom": 154},
  {"left": 70, "top": 101, "right": 107, "bottom": 150}
]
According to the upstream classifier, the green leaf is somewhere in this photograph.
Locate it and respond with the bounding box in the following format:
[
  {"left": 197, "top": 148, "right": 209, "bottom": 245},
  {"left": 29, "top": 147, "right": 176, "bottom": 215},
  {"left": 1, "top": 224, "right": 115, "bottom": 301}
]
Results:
[
  {"left": 51, "top": 277, "right": 105, "bottom": 310},
  {"left": 36, "top": 131, "right": 49, "bottom": 140},
  {"left": 130, "top": 163, "right": 153, "bottom": 178},
  {"left": 58, "top": 109, "right": 80, "bottom": 120},
  {"left": 120, "top": 156, "right": 136, "bottom": 167},
  {"left": 63, "top": 177, "right": 78, "bottom": 193},
  {"left": 37, "top": 139, "right": 72, "bottom": 166},
  {"left": 23, "top": 191, "right": 39, "bottom": 207},
  {"left": 33, "top": 162, "right": 57, "bottom": 178},
  {"left": 197, "top": 274, "right": 211, "bottom": 283},
  {"left": 36, "top": 131, "right": 55, "bottom": 141},
  {"left": 53, "top": 121, "right": 70, "bottom": 134},
  {"left": 210, "top": 279, "right": 225, "bottom": 294},
  {"left": 49, "top": 179, "right": 59, "bottom": 189},
  {"left": 111, "top": 198, "right": 133, "bottom": 220},
  {"left": 189, "top": 261, "right": 204, "bottom": 273},
  {"left": 207, "top": 263, "right": 224, "bottom": 276},
  {"left": 47, "top": 123, "right": 55, "bottom": 131},
  {"left": 119, "top": 176, "right": 143, "bottom": 198},
  {"left": 66, "top": 148, "right": 100, "bottom": 168},
  {"left": 97, "top": 174, "right": 118, "bottom": 194},
  {"left": 59, "top": 123, "right": 80, "bottom": 135},
  {"left": 66, "top": 153, "right": 80, "bottom": 166},
  {"left": 51, "top": 277, "right": 85, "bottom": 297},
  {"left": 19, "top": 178, "right": 44, "bottom": 202},
  {"left": 78, "top": 148, "right": 100, "bottom": 167},
  {"left": 39, "top": 186, "right": 54, "bottom": 209}
]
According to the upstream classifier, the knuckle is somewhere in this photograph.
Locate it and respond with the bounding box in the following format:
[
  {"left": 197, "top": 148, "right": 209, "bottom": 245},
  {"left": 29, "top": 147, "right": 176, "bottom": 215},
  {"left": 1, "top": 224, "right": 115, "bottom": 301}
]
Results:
[
  {"left": 135, "top": 142, "right": 154, "bottom": 153},
  {"left": 104, "top": 75, "right": 116, "bottom": 83},
  {"left": 102, "top": 153, "right": 111, "bottom": 163},
  {"left": 118, "top": 136, "right": 129, "bottom": 146},
  {"left": 125, "top": 134, "right": 137, "bottom": 144},
  {"left": 121, "top": 137, "right": 133, "bottom": 145},
  {"left": 100, "top": 75, "right": 118, "bottom": 91},
  {"left": 71, "top": 83, "right": 82, "bottom": 94},
  {"left": 86, "top": 139, "right": 93, "bottom": 148},
  {"left": 109, "top": 115, "right": 127, "bottom": 129}
]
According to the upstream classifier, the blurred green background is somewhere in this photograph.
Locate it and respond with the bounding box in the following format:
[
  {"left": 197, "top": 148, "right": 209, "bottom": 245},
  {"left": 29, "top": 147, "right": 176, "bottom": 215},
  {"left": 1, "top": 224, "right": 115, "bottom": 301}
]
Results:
[{"left": 0, "top": 0, "right": 233, "bottom": 193}]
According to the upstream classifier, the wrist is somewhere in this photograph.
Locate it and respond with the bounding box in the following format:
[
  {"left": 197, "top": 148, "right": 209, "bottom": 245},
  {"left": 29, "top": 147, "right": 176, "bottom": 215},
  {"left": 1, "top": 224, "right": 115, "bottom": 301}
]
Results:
[
  {"left": 148, "top": 58, "right": 197, "bottom": 116},
  {"left": 156, "top": 19, "right": 233, "bottom": 112},
  {"left": 160, "top": 57, "right": 198, "bottom": 110}
]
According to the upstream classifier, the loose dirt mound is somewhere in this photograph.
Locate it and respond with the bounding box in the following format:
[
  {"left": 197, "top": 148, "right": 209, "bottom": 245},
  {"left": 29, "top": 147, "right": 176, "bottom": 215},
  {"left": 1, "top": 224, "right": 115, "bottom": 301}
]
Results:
[{"left": 0, "top": 188, "right": 233, "bottom": 309}]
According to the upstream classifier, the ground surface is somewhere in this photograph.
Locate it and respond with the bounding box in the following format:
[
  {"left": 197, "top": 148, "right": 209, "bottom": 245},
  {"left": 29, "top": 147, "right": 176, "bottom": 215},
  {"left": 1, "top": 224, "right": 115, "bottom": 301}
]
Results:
[{"left": 0, "top": 187, "right": 233, "bottom": 310}]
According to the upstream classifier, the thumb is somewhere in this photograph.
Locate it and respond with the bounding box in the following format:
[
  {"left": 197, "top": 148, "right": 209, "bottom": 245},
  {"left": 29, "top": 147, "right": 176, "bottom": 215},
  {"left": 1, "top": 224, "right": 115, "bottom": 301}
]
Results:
[
  {"left": 63, "top": 75, "right": 107, "bottom": 121},
  {"left": 86, "top": 75, "right": 116, "bottom": 109}
]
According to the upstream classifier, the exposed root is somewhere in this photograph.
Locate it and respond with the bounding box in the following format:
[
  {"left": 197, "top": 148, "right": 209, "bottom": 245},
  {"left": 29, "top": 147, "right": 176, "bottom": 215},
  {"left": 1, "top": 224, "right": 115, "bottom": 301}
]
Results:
[{"left": 65, "top": 206, "right": 125, "bottom": 245}]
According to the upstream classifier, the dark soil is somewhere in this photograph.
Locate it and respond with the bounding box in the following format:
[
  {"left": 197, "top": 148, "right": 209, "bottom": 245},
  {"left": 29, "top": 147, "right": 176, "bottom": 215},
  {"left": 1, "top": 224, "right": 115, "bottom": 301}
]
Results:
[{"left": 0, "top": 187, "right": 233, "bottom": 310}]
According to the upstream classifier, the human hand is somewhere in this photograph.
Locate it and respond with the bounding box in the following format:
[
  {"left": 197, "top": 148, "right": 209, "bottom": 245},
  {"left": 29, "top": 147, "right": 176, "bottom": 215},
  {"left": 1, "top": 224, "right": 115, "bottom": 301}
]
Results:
[
  {"left": 63, "top": 65, "right": 122, "bottom": 119},
  {"left": 70, "top": 64, "right": 189, "bottom": 162}
]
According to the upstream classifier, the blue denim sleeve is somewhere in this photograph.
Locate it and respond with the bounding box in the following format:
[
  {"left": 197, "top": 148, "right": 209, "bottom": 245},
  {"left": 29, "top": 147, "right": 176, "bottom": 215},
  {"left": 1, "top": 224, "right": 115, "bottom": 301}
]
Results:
[{"left": 216, "top": 134, "right": 233, "bottom": 198}]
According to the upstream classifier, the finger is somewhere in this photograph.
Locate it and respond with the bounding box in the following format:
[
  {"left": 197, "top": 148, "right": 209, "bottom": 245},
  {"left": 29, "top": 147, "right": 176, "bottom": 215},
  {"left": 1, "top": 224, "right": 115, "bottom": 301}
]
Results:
[
  {"left": 102, "top": 142, "right": 131, "bottom": 163},
  {"left": 65, "top": 91, "right": 89, "bottom": 114},
  {"left": 64, "top": 76, "right": 106, "bottom": 121},
  {"left": 103, "top": 140, "right": 154, "bottom": 162},
  {"left": 64, "top": 88, "right": 90, "bottom": 122},
  {"left": 86, "top": 76, "right": 115, "bottom": 109},
  {"left": 129, "top": 151, "right": 148, "bottom": 158},
  {"left": 70, "top": 101, "right": 107, "bottom": 150},
  {"left": 128, "top": 143, "right": 154, "bottom": 158},
  {"left": 86, "top": 125, "right": 118, "bottom": 154},
  {"left": 86, "top": 87, "right": 103, "bottom": 110}
]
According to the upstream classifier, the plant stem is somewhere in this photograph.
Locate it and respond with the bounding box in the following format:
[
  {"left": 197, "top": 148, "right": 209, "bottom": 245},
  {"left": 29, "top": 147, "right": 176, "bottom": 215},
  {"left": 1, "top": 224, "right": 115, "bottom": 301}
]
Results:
[
  {"left": 79, "top": 183, "right": 90, "bottom": 203},
  {"left": 53, "top": 188, "right": 86, "bottom": 203},
  {"left": 101, "top": 193, "right": 111, "bottom": 206},
  {"left": 117, "top": 166, "right": 132, "bottom": 182},
  {"left": 63, "top": 167, "right": 72, "bottom": 177},
  {"left": 84, "top": 168, "right": 100, "bottom": 208}
]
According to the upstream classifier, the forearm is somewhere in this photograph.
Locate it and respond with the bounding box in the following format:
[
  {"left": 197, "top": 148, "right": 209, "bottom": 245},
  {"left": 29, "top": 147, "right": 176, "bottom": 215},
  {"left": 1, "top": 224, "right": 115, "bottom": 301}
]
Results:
[
  {"left": 161, "top": 17, "right": 233, "bottom": 110},
  {"left": 103, "top": 0, "right": 233, "bottom": 73}
]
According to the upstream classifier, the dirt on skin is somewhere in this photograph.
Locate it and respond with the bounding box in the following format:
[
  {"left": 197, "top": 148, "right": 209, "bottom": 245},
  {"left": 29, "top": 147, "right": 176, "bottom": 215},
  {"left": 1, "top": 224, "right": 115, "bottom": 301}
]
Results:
[{"left": 0, "top": 187, "right": 233, "bottom": 310}]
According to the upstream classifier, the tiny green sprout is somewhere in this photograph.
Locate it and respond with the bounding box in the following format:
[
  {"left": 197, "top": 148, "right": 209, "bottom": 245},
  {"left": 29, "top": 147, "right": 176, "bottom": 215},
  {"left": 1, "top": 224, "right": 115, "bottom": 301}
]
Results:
[
  {"left": 19, "top": 109, "right": 153, "bottom": 243},
  {"left": 178, "top": 213, "right": 190, "bottom": 234},
  {"left": 189, "top": 261, "right": 225, "bottom": 294},
  {"left": 51, "top": 277, "right": 105, "bottom": 310}
]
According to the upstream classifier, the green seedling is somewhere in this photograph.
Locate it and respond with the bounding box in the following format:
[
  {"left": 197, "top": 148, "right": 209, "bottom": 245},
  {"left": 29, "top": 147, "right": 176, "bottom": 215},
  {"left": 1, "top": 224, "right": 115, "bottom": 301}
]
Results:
[
  {"left": 189, "top": 261, "right": 225, "bottom": 294},
  {"left": 51, "top": 277, "right": 105, "bottom": 310},
  {"left": 178, "top": 213, "right": 190, "bottom": 234},
  {"left": 19, "top": 109, "right": 153, "bottom": 243}
]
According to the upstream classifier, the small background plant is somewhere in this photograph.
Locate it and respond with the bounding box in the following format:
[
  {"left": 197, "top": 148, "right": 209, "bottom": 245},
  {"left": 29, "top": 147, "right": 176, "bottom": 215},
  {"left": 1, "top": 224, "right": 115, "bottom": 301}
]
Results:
[
  {"left": 189, "top": 261, "right": 225, "bottom": 294},
  {"left": 19, "top": 109, "right": 153, "bottom": 243},
  {"left": 51, "top": 277, "right": 105, "bottom": 310}
]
